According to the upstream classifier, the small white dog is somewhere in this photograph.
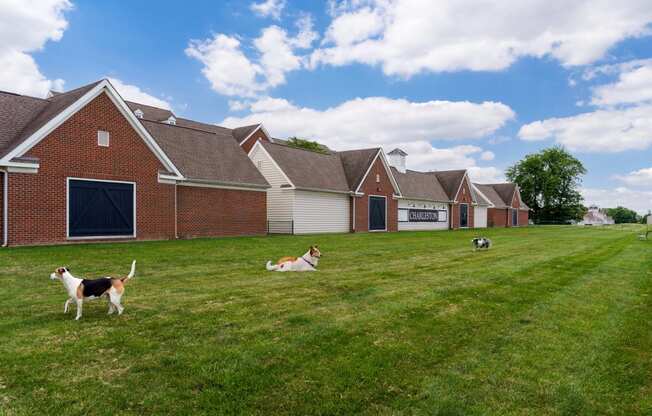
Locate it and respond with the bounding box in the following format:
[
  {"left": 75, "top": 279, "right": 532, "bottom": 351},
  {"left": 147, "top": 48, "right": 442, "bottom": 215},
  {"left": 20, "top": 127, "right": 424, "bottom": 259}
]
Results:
[
  {"left": 472, "top": 237, "right": 492, "bottom": 251},
  {"left": 266, "top": 245, "right": 321, "bottom": 272},
  {"left": 50, "top": 261, "right": 136, "bottom": 320}
]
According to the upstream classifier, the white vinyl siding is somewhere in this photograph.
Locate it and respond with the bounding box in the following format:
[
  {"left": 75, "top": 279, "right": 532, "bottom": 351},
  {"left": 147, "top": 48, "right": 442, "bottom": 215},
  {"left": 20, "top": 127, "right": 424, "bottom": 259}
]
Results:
[
  {"left": 293, "top": 190, "right": 350, "bottom": 234},
  {"left": 249, "top": 146, "right": 294, "bottom": 229},
  {"left": 474, "top": 206, "right": 488, "bottom": 228},
  {"left": 398, "top": 199, "right": 449, "bottom": 231}
]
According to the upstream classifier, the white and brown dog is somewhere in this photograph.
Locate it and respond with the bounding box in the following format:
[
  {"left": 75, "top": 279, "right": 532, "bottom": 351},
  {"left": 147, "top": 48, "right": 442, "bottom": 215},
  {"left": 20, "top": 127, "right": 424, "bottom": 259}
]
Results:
[
  {"left": 50, "top": 261, "right": 136, "bottom": 320},
  {"left": 472, "top": 237, "right": 492, "bottom": 251},
  {"left": 266, "top": 246, "right": 321, "bottom": 272}
]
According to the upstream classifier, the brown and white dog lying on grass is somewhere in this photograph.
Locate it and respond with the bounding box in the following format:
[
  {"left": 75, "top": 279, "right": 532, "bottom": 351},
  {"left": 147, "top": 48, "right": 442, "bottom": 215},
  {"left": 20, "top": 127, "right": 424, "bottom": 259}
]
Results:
[
  {"left": 50, "top": 261, "right": 136, "bottom": 320},
  {"left": 266, "top": 246, "right": 321, "bottom": 272}
]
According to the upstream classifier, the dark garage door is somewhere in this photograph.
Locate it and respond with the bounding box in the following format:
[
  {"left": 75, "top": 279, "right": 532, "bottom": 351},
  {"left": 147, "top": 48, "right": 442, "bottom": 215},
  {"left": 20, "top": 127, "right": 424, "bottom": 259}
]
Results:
[
  {"left": 369, "top": 196, "right": 386, "bottom": 231},
  {"left": 68, "top": 179, "right": 134, "bottom": 237}
]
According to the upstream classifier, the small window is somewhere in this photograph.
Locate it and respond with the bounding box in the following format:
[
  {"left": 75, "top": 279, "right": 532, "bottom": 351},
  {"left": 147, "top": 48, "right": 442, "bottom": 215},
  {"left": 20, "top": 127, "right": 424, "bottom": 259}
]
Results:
[
  {"left": 134, "top": 109, "right": 144, "bottom": 119},
  {"left": 166, "top": 116, "right": 176, "bottom": 125},
  {"left": 376, "top": 173, "right": 380, "bottom": 183},
  {"left": 97, "top": 130, "right": 110, "bottom": 147}
]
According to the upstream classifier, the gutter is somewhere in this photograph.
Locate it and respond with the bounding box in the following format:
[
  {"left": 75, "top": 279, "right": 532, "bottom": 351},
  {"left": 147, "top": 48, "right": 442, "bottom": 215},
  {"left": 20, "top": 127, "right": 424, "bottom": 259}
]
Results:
[{"left": 1, "top": 169, "right": 7, "bottom": 247}]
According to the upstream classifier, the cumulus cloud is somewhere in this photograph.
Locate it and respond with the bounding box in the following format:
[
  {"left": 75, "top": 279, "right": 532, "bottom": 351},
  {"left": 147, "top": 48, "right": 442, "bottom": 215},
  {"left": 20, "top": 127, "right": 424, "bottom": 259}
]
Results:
[
  {"left": 591, "top": 60, "right": 652, "bottom": 106},
  {"left": 582, "top": 187, "right": 652, "bottom": 214},
  {"left": 107, "top": 77, "right": 172, "bottom": 110},
  {"left": 250, "top": 0, "right": 286, "bottom": 20},
  {"left": 186, "top": 16, "right": 316, "bottom": 97},
  {"left": 222, "top": 95, "right": 512, "bottom": 172},
  {"left": 311, "top": 0, "right": 652, "bottom": 77},
  {"left": 518, "top": 105, "right": 652, "bottom": 152},
  {"left": 0, "top": 0, "right": 71, "bottom": 97},
  {"left": 469, "top": 166, "right": 505, "bottom": 184},
  {"left": 615, "top": 167, "right": 652, "bottom": 188}
]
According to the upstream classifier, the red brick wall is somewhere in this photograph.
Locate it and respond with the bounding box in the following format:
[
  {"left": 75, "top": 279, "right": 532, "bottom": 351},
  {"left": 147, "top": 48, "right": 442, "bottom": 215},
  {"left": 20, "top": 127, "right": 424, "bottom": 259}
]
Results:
[
  {"left": 353, "top": 156, "right": 398, "bottom": 232},
  {"left": 450, "top": 177, "right": 474, "bottom": 229},
  {"left": 0, "top": 171, "right": 3, "bottom": 244},
  {"left": 7, "top": 92, "right": 176, "bottom": 246},
  {"left": 518, "top": 210, "right": 529, "bottom": 226},
  {"left": 240, "top": 129, "right": 270, "bottom": 154},
  {"left": 177, "top": 186, "right": 266, "bottom": 238},
  {"left": 488, "top": 208, "right": 508, "bottom": 227}
]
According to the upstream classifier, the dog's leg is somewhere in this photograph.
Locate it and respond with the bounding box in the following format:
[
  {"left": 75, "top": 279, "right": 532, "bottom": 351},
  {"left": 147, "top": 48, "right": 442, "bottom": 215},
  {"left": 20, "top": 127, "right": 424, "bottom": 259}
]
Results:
[
  {"left": 75, "top": 299, "right": 83, "bottom": 320},
  {"left": 64, "top": 298, "right": 72, "bottom": 313},
  {"left": 107, "top": 298, "right": 115, "bottom": 315},
  {"left": 109, "top": 291, "right": 124, "bottom": 315}
]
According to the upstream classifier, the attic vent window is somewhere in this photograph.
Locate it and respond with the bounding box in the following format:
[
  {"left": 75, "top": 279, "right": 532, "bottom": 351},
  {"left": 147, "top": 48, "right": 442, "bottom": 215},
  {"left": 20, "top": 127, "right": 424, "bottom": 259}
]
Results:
[
  {"left": 376, "top": 173, "right": 380, "bottom": 183},
  {"left": 166, "top": 116, "right": 176, "bottom": 125},
  {"left": 97, "top": 130, "right": 110, "bottom": 147},
  {"left": 134, "top": 109, "right": 144, "bottom": 119}
]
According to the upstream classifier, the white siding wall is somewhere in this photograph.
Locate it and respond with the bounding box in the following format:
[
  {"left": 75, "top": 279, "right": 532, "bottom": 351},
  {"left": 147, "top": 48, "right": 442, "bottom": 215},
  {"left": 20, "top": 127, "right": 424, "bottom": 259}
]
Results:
[
  {"left": 293, "top": 190, "right": 350, "bottom": 234},
  {"left": 474, "top": 206, "right": 488, "bottom": 228},
  {"left": 398, "top": 199, "right": 449, "bottom": 231},
  {"left": 249, "top": 146, "right": 294, "bottom": 232}
]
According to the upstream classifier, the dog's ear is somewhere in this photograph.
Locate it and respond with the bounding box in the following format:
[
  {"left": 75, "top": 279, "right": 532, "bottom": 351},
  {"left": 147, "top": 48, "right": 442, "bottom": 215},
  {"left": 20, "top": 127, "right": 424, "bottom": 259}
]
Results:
[{"left": 56, "top": 267, "right": 65, "bottom": 274}]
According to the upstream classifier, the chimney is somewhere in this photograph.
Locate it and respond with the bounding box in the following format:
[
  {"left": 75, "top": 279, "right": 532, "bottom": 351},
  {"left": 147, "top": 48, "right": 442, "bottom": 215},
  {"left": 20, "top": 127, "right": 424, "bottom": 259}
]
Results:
[{"left": 387, "top": 148, "right": 407, "bottom": 173}]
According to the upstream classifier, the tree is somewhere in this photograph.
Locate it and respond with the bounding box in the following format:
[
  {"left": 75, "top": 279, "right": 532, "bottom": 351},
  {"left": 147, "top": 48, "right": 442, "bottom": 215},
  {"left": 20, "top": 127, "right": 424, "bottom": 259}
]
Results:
[
  {"left": 641, "top": 211, "right": 651, "bottom": 224},
  {"left": 605, "top": 207, "right": 640, "bottom": 224},
  {"left": 286, "top": 137, "right": 329, "bottom": 154},
  {"left": 506, "top": 146, "right": 587, "bottom": 224}
]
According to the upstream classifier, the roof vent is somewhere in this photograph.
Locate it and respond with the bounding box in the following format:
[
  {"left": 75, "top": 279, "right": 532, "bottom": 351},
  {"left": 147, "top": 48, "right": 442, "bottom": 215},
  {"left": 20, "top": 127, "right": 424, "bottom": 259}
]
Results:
[
  {"left": 134, "top": 109, "right": 144, "bottom": 119},
  {"left": 165, "top": 116, "right": 176, "bottom": 125},
  {"left": 387, "top": 148, "right": 407, "bottom": 173}
]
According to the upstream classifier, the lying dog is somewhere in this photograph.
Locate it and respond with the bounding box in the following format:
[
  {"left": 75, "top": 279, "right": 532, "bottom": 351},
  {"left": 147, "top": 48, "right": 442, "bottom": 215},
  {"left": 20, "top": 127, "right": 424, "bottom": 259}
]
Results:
[
  {"left": 266, "top": 245, "right": 321, "bottom": 272},
  {"left": 472, "top": 237, "right": 492, "bottom": 251},
  {"left": 50, "top": 261, "right": 136, "bottom": 320}
]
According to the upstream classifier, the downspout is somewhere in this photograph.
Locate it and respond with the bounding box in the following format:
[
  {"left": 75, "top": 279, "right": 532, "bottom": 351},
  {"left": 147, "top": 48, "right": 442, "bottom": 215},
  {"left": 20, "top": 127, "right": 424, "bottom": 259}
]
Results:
[
  {"left": 174, "top": 182, "right": 179, "bottom": 239},
  {"left": 2, "top": 169, "right": 7, "bottom": 247},
  {"left": 351, "top": 194, "right": 356, "bottom": 232}
]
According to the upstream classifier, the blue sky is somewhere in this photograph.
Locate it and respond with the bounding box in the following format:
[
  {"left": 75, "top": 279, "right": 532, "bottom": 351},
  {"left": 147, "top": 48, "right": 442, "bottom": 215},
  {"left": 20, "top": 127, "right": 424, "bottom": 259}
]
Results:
[{"left": 3, "top": 0, "right": 652, "bottom": 212}]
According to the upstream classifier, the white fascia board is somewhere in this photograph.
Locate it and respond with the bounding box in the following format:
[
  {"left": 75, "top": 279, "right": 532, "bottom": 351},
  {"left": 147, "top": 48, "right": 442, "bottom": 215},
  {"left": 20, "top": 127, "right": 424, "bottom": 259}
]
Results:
[
  {"left": 354, "top": 149, "right": 402, "bottom": 196},
  {"left": 239, "top": 123, "right": 269, "bottom": 146},
  {"left": 249, "top": 141, "right": 295, "bottom": 189},
  {"left": 470, "top": 182, "right": 494, "bottom": 207},
  {"left": 452, "top": 171, "right": 470, "bottom": 203}
]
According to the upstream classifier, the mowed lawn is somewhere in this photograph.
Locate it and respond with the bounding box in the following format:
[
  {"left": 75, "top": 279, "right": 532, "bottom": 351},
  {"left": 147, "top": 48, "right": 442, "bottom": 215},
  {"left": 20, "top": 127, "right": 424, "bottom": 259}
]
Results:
[{"left": 1, "top": 226, "right": 651, "bottom": 415}]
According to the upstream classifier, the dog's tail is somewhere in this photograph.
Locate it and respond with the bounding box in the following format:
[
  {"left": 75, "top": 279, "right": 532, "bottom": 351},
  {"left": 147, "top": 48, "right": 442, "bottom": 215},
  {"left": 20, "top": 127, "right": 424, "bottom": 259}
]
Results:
[
  {"left": 120, "top": 260, "right": 136, "bottom": 283},
  {"left": 266, "top": 261, "right": 278, "bottom": 271}
]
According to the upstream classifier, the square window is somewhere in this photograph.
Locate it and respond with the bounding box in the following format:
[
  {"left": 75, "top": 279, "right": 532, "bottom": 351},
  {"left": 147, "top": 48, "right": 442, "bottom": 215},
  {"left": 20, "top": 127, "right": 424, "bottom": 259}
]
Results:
[{"left": 97, "top": 130, "right": 110, "bottom": 147}]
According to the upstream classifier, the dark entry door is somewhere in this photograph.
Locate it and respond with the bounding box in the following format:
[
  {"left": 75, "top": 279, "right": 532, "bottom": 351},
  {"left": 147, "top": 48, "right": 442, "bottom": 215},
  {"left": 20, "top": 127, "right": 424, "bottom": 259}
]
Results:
[
  {"left": 512, "top": 209, "right": 518, "bottom": 226},
  {"left": 460, "top": 204, "right": 469, "bottom": 228},
  {"left": 69, "top": 179, "right": 134, "bottom": 237},
  {"left": 369, "top": 196, "right": 386, "bottom": 231}
]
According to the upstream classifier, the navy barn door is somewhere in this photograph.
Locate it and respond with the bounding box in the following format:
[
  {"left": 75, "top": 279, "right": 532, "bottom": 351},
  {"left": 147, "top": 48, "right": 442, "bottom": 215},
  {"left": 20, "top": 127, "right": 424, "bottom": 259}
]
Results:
[
  {"left": 69, "top": 180, "right": 134, "bottom": 237},
  {"left": 460, "top": 204, "right": 469, "bottom": 228},
  {"left": 369, "top": 196, "right": 386, "bottom": 231}
]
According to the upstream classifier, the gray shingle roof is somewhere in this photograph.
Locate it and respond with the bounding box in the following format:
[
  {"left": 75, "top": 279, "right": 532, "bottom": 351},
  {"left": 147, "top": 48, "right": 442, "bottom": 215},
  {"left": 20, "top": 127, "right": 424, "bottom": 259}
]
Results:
[
  {"left": 431, "top": 170, "right": 467, "bottom": 200},
  {"left": 232, "top": 124, "right": 260, "bottom": 144},
  {"left": 473, "top": 183, "right": 529, "bottom": 210},
  {"left": 142, "top": 120, "right": 268, "bottom": 187},
  {"left": 391, "top": 168, "right": 450, "bottom": 202},
  {"left": 125, "top": 101, "right": 174, "bottom": 122},
  {"left": 261, "top": 142, "right": 351, "bottom": 192},
  {"left": 338, "top": 148, "right": 379, "bottom": 190}
]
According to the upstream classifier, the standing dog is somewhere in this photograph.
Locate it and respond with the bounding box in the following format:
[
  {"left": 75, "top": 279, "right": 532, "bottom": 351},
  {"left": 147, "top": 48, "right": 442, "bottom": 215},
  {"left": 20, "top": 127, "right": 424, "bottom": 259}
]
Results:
[
  {"left": 472, "top": 237, "right": 492, "bottom": 251},
  {"left": 49, "top": 261, "right": 136, "bottom": 320},
  {"left": 266, "top": 246, "right": 321, "bottom": 272}
]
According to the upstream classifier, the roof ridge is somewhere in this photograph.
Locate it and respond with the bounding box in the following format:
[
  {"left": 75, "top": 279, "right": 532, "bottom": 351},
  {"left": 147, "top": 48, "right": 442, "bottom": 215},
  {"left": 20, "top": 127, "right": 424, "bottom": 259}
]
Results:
[
  {"left": 266, "top": 140, "right": 336, "bottom": 156},
  {"left": 142, "top": 119, "right": 226, "bottom": 136},
  {"left": 0, "top": 90, "right": 49, "bottom": 101},
  {"left": 48, "top": 80, "right": 102, "bottom": 101}
]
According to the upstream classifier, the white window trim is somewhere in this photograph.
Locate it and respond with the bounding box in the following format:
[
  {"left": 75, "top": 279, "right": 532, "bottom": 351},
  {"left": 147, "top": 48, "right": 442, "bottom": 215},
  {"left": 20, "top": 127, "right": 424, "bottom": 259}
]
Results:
[
  {"left": 368, "top": 194, "right": 388, "bottom": 232},
  {"left": 97, "top": 130, "right": 110, "bottom": 147},
  {"left": 66, "top": 177, "right": 137, "bottom": 240}
]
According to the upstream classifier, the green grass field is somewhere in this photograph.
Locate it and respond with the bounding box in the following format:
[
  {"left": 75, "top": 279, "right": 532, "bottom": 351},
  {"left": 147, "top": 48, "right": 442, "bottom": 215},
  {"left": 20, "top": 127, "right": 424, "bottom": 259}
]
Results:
[{"left": 1, "top": 226, "right": 651, "bottom": 415}]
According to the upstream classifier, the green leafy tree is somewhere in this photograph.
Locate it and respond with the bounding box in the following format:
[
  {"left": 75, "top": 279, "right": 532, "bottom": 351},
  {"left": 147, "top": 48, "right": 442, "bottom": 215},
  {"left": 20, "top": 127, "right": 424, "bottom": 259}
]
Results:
[
  {"left": 286, "top": 137, "right": 329, "bottom": 154},
  {"left": 606, "top": 206, "right": 640, "bottom": 224},
  {"left": 641, "top": 211, "right": 651, "bottom": 224},
  {"left": 506, "top": 146, "right": 587, "bottom": 224}
]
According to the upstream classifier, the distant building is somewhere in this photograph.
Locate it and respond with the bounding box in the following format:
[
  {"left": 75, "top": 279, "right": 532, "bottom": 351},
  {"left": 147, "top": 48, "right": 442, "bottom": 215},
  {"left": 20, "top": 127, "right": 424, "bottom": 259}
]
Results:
[{"left": 580, "top": 206, "right": 615, "bottom": 226}]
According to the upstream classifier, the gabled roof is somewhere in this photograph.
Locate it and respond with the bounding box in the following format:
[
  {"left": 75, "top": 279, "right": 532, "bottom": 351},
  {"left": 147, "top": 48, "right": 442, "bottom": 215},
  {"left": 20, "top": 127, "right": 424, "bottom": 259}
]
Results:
[
  {"left": 474, "top": 184, "right": 509, "bottom": 208},
  {"left": 0, "top": 81, "right": 101, "bottom": 159},
  {"left": 492, "top": 183, "right": 517, "bottom": 205},
  {"left": 261, "top": 142, "right": 350, "bottom": 192},
  {"left": 473, "top": 183, "right": 530, "bottom": 210},
  {"left": 391, "top": 168, "right": 450, "bottom": 202},
  {"left": 232, "top": 124, "right": 261, "bottom": 144},
  {"left": 126, "top": 101, "right": 174, "bottom": 122},
  {"left": 431, "top": 170, "right": 467, "bottom": 200},
  {"left": 142, "top": 120, "right": 268, "bottom": 188},
  {"left": 471, "top": 183, "right": 493, "bottom": 206},
  {"left": 338, "top": 148, "right": 379, "bottom": 190}
]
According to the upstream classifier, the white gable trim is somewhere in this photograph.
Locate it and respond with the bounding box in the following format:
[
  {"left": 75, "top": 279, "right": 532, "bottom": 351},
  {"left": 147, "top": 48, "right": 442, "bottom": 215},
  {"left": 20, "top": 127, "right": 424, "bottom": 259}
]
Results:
[
  {"left": 452, "top": 171, "right": 470, "bottom": 203},
  {"left": 354, "top": 150, "right": 402, "bottom": 196},
  {"left": 0, "top": 80, "right": 183, "bottom": 178},
  {"left": 248, "top": 141, "right": 295, "bottom": 189},
  {"left": 471, "top": 183, "right": 494, "bottom": 207},
  {"left": 239, "top": 124, "right": 270, "bottom": 146}
]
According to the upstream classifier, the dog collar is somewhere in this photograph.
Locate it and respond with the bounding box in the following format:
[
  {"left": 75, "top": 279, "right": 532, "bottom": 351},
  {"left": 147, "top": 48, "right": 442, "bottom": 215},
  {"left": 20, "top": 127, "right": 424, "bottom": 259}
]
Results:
[{"left": 301, "top": 255, "right": 317, "bottom": 269}]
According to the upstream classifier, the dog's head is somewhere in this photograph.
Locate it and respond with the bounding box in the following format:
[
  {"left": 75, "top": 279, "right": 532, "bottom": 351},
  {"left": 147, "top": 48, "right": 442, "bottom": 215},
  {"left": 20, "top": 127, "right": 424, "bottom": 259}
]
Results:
[
  {"left": 50, "top": 266, "right": 70, "bottom": 281},
  {"left": 309, "top": 245, "right": 321, "bottom": 258}
]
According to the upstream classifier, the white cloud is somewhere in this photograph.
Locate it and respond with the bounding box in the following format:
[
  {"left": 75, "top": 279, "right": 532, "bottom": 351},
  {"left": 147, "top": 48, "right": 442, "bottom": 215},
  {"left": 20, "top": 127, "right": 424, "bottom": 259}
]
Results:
[
  {"left": 615, "top": 167, "right": 652, "bottom": 188},
  {"left": 311, "top": 0, "right": 652, "bottom": 77},
  {"left": 107, "top": 77, "right": 172, "bottom": 110},
  {"left": 250, "top": 0, "right": 286, "bottom": 20},
  {"left": 519, "top": 104, "right": 652, "bottom": 153},
  {"left": 0, "top": 0, "right": 71, "bottom": 97},
  {"left": 582, "top": 187, "right": 652, "bottom": 214},
  {"left": 187, "top": 16, "right": 315, "bottom": 97},
  {"left": 591, "top": 61, "right": 652, "bottom": 106},
  {"left": 223, "top": 96, "right": 514, "bottom": 148},
  {"left": 469, "top": 166, "right": 505, "bottom": 184},
  {"left": 480, "top": 151, "right": 495, "bottom": 161}
]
